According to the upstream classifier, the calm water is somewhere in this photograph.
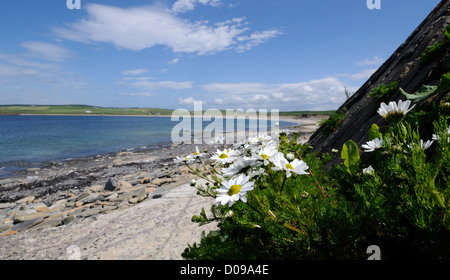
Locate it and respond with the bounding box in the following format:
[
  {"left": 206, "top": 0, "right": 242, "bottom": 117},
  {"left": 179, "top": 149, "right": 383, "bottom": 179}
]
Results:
[{"left": 0, "top": 115, "right": 296, "bottom": 178}]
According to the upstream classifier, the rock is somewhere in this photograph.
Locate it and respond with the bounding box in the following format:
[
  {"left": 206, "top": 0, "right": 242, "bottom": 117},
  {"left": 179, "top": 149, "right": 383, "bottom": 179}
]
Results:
[
  {"left": 0, "top": 203, "right": 16, "bottom": 209},
  {"left": 48, "top": 204, "right": 66, "bottom": 213},
  {"left": 62, "top": 215, "right": 76, "bottom": 225},
  {"left": 12, "top": 217, "right": 45, "bottom": 232},
  {"left": 16, "top": 196, "right": 35, "bottom": 204},
  {"left": 30, "top": 203, "right": 48, "bottom": 212},
  {"left": 116, "top": 180, "right": 132, "bottom": 190},
  {"left": 80, "top": 208, "right": 101, "bottom": 218},
  {"left": 53, "top": 199, "right": 68, "bottom": 205},
  {"left": 0, "top": 223, "right": 13, "bottom": 233},
  {"left": 73, "top": 192, "right": 90, "bottom": 202},
  {"left": 13, "top": 212, "right": 49, "bottom": 223},
  {"left": 105, "top": 193, "right": 118, "bottom": 201},
  {"left": 308, "top": 1, "right": 450, "bottom": 167},
  {"left": 36, "top": 206, "right": 49, "bottom": 213},
  {"left": 152, "top": 177, "right": 172, "bottom": 186},
  {"left": 88, "top": 185, "right": 105, "bottom": 193},
  {"left": 0, "top": 230, "right": 18, "bottom": 237},
  {"left": 140, "top": 177, "right": 151, "bottom": 184},
  {"left": 105, "top": 178, "right": 117, "bottom": 191},
  {"left": 75, "top": 201, "right": 83, "bottom": 207},
  {"left": 31, "top": 216, "right": 63, "bottom": 230},
  {"left": 79, "top": 194, "right": 103, "bottom": 204}
]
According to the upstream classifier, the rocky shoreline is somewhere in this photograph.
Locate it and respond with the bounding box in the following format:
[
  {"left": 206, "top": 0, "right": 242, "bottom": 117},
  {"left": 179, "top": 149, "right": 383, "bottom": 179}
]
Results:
[
  {"left": 0, "top": 142, "right": 210, "bottom": 236},
  {"left": 0, "top": 115, "right": 324, "bottom": 259}
]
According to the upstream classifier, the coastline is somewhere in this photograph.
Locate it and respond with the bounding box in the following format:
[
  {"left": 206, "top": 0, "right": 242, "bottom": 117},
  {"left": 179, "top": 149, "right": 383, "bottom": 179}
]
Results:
[{"left": 0, "top": 114, "right": 326, "bottom": 260}]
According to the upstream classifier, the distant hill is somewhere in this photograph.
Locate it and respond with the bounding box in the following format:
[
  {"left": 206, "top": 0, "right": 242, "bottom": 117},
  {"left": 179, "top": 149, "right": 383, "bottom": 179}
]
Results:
[
  {"left": 0, "top": 105, "right": 174, "bottom": 116},
  {"left": 0, "top": 105, "right": 334, "bottom": 117}
]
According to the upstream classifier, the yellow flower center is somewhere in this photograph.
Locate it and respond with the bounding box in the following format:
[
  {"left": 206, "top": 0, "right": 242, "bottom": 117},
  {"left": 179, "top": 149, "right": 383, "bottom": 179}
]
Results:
[
  {"left": 285, "top": 163, "right": 294, "bottom": 170},
  {"left": 228, "top": 184, "right": 241, "bottom": 196},
  {"left": 219, "top": 153, "right": 228, "bottom": 159},
  {"left": 261, "top": 154, "right": 268, "bottom": 160}
]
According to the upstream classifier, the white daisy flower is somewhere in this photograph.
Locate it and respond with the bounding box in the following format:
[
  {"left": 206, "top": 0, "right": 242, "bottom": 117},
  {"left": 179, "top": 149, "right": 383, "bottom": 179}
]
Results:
[
  {"left": 362, "top": 165, "right": 375, "bottom": 175},
  {"left": 221, "top": 156, "right": 261, "bottom": 178},
  {"left": 254, "top": 142, "right": 279, "bottom": 165},
  {"left": 174, "top": 154, "right": 195, "bottom": 164},
  {"left": 362, "top": 138, "right": 384, "bottom": 152},
  {"left": 211, "top": 148, "right": 240, "bottom": 165},
  {"left": 377, "top": 100, "right": 416, "bottom": 122},
  {"left": 408, "top": 139, "right": 434, "bottom": 150},
  {"left": 432, "top": 125, "right": 450, "bottom": 142},
  {"left": 215, "top": 174, "right": 255, "bottom": 207},
  {"left": 270, "top": 152, "right": 309, "bottom": 178}
]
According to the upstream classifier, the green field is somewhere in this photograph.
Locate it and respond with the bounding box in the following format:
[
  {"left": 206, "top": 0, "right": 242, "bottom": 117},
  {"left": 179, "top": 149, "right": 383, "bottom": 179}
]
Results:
[
  {"left": 0, "top": 105, "right": 334, "bottom": 116},
  {"left": 0, "top": 105, "right": 174, "bottom": 116}
]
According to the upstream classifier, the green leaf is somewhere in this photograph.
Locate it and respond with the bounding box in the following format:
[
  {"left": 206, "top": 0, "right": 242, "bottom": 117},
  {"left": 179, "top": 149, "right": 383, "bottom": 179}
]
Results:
[
  {"left": 369, "top": 124, "right": 382, "bottom": 141},
  {"left": 437, "top": 72, "right": 450, "bottom": 92},
  {"left": 445, "top": 25, "right": 450, "bottom": 39},
  {"left": 400, "top": 85, "right": 438, "bottom": 101},
  {"left": 341, "top": 140, "right": 361, "bottom": 175}
]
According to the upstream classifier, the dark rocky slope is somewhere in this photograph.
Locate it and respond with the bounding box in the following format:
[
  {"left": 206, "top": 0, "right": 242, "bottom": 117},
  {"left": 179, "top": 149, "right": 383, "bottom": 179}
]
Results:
[{"left": 308, "top": 0, "right": 450, "bottom": 164}]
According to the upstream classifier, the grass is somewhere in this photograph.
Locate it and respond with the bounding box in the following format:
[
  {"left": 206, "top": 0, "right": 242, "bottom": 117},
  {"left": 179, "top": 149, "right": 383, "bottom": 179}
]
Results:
[
  {"left": 0, "top": 105, "right": 335, "bottom": 117},
  {"left": 0, "top": 105, "right": 174, "bottom": 116}
]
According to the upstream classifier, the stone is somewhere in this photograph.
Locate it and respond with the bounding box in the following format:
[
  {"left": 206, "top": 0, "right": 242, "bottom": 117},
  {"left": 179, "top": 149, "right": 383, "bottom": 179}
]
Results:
[
  {"left": 151, "top": 177, "right": 172, "bottom": 186},
  {"left": 105, "top": 178, "right": 117, "bottom": 191},
  {"left": 88, "top": 185, "right": 105, "bottom": 193},
  {"left": 0, "top": 230, "right": 18, "bottom": 237},
  {"left": 117, "top": 180, "right": 133, "bottom": 190},
  {"left": 79, "top": 194, "right": 103, "bottom": 204},
  {"left": 105, "top": 193, "right": 118, "bottom": 201},
  {"left": 0, "top": 203, "right": 16, "bottom": 209},
  {"left": 12, "top": 217, "right": 45, "bottom": 232},
  {"left": 49, "top": 204, "right": 66, "bottom": 213},
  {"left": 16, "top": 196, "right": 35, "bottom": 204},
  {"left": 0, "top": 223, "right": 13, "bottom": 233},
  {"left": 36, "top": 206, "right": 49, "bottom": 213},
  {"left": 75, "top": 201, "right": 83, "bottom": 207},
  {"left": 140, "top": 177, "right": 151, "bottom": 184},
  {"left": 73, "top": 192, "right": 90, "bottom": 202},
  {"left": 80, "top": 208, "right": 101, "bottom": 218},
  {"left": 13, "top": 211, "right": 49, "bottom": 223},
  {"left": 53, "top": 199, "right": 68, "bottom": 205},
  {"left": 30, "top": 216, "right": 63, "bottom": 230}
]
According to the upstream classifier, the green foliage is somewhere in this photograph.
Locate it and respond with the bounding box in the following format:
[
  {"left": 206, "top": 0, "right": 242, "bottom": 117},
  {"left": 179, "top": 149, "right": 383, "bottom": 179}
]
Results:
[
  {"left": 369, "top": 81, "right": 399, "bottom": 100},
  {"left": 318, "top": 108, "right": 347, "bottom": 136},
  {"left": 341, "top": 140, "right": 361, "bottom": 175},
  {"left": 369, "top": 123, "right": 382, "bottom": 141},
  {"left": 421, "top": 25, "right": 450, "bottom": 64},
  {"left": 400, "top": 85, "right": 438, "bottom": 101},
  {"left": 181, "top": 96, "right": 450, "bottom": 260},
  {"left": 400, "top": 72, "right": 450, "bottom": 102}
]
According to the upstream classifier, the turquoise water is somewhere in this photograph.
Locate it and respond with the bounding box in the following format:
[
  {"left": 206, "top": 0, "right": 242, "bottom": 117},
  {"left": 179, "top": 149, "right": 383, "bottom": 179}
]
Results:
[{"left": 0, "top": 115, "right": 295, "bottom": 178}]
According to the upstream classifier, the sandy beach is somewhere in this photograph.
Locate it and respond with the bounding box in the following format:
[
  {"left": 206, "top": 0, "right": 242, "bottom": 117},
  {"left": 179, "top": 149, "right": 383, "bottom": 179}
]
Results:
[{"left": 0, "top": 114, "right": 325, "bottom": 260}]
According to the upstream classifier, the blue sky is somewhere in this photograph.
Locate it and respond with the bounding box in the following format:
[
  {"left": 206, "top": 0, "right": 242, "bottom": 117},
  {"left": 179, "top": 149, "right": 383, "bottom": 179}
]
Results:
[{"left": 0, "top": 0, "right": 442, "bottom": 111}]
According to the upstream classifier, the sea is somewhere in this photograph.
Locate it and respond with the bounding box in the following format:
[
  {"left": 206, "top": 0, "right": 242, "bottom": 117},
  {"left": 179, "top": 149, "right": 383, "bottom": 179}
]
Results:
[{"left": 0, "top": 115, "right": 297, "bottom": 179}]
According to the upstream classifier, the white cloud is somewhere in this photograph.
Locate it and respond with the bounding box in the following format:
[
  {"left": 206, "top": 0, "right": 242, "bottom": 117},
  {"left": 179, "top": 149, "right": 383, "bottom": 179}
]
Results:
[
  {"left": 54, "top": 3, "right": 281, "bottom": 55},
  {"left": 200, "top": 77, "right": 348, "bottom": 111},
  {"left": 178, "top": 96, "right": 196, "bottom": 105},
  {"left": 130, "top": 80, "right": 194, "bottom": 90},
  {"left": 0, "top": 52, "right": 88, "bottom": 104},
  {"left": 168, "top": 58, "right": 179, "bottom": 65},
  {"left": 354, "top": 56, "right": 384, "bottom": 66},
  {"left": 21, "top": 41, "right": 73, "bottom": 62},
  {"left": 121, "top": 68, "right": 149, "bottom": 76},
  {"left": 172, "top": 0, "right": 221, "bottom": 13}
]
